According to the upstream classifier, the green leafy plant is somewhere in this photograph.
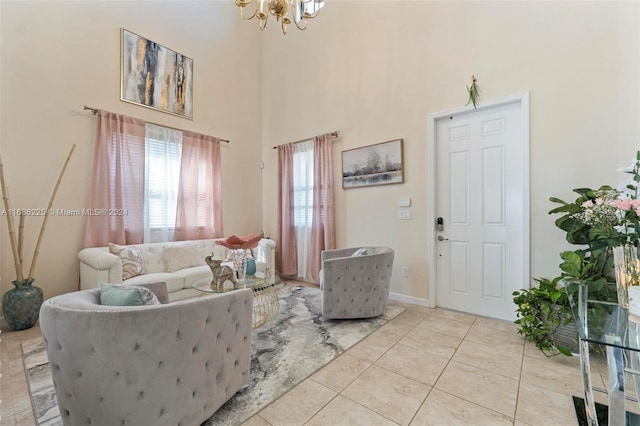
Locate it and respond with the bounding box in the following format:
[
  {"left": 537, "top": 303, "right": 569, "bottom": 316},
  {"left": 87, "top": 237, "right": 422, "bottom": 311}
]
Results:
[
  {"left": 465, "top": 75, "right": 480, "bottom": 109},
  {"left": 515, "top": 152, "right": 640, "bottom": 355},
  {"left": 513, "top": 277, "right": 574, "bottom": 356}
]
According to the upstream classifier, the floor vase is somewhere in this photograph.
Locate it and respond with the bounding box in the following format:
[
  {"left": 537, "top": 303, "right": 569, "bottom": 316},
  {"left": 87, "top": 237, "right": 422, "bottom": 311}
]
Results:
[{"left": 2, "top": 279, "right": 43, "bottom": 331}]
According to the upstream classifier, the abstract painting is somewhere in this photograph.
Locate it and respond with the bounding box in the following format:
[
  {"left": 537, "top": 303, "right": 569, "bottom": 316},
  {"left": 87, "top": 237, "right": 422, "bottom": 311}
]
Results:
[
  {"left": 121, "top": 28, "right": 193, "bottom": 119},
  {"left": 342, "top": 139, "right": 404, "bottom": 189}
]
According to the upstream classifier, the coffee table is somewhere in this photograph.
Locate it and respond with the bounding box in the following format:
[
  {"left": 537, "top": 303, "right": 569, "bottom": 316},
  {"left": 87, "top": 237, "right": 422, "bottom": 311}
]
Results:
[{"left": 194, "top": 273, "right": 280, "bottom": 329}]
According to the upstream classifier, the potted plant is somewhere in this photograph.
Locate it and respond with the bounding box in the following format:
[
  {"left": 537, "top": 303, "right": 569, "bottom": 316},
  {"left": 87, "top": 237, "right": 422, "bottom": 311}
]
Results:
[
  {"left": 513, "top": 276, "right": 575, "bottom": 356},
  {"left": 514, "top": 185, "right": 624, "bottom": 355},
  {"left": 1, "top": 144, "right": 75, "bottom": 330}
]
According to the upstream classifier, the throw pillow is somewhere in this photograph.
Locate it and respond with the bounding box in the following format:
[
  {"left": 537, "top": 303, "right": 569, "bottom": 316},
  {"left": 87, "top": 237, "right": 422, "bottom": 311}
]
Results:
[
  {"left": 133, "top": 282, "right": 169, "bottom": 304},
  {"left": 109, "top": 243, "right": 147, "bottom": 280},
  {"left": 100, "top": 283, "right": 160, "bottom": 306},
  {"left": 351, "top": 247, "right": 377, "bottom": 257},
  {"left": 163, "top": 242, "right": 204, "bottom": 273}
]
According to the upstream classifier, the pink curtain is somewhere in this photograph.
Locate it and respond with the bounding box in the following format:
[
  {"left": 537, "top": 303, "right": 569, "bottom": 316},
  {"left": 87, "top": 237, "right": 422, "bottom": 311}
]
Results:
[
  {"left": 277, "top": 143, "right": 298, "bottom": 277},
  {"left": 309, "top": 134, "right": 336, "bottom": 282},
  {"left": 83, "top": 111, "right": 145, "bottom": 247},
  {"left": 174, "top": 131, "right": 224, "bottom": 241}
]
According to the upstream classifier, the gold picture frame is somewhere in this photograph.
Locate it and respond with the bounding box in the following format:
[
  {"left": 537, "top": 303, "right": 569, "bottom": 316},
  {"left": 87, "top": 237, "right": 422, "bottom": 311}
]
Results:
[{"left": 120, "top": 28, "right": 193, "bottom": 120}]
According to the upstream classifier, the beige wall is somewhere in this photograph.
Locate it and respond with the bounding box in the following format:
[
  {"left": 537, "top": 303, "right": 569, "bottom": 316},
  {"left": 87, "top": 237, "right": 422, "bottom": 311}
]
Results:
[
  {"left": 260, "top": 1, "right": 640, "bottom": 304},
  {"left": 0, "top": 1, "right": 263, "bottom": 299},
  {"left": 1, "top": 1, "right": 639, "bottom": 308}
]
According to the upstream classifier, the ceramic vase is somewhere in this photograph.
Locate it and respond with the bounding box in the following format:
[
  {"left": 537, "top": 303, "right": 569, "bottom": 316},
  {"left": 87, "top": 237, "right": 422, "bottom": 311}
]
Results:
[{"left": 2, "top": 278, "right": 43, "bottom": 331}]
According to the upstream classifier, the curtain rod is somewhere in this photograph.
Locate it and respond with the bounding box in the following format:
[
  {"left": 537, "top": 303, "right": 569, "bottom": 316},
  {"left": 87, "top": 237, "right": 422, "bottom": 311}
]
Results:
[
  {"left": 272, "top": 130, "right": 341, "bottom": 149},
  {"left": 82, "top": 105, "right": 230, "bottom": 144}
]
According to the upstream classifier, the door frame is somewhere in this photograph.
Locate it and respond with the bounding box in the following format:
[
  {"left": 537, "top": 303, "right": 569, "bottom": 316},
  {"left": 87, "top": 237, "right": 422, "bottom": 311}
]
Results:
[{"left": 427, "top": 92, "right": 531, "bottom": 309}]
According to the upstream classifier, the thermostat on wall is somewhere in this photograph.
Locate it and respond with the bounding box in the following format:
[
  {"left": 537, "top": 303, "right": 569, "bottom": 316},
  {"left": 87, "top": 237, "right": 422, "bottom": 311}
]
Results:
[{"left": 398, "top": 198, "right": 411, "bottom": 207}]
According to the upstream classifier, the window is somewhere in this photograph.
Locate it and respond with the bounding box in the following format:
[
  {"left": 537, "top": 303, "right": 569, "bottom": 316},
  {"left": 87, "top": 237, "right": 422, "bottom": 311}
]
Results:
[
  {"left": 143, "top": 123, "right": 182, "bottom": 243},
  {"left": 84, "top": 110, "right": 223, "bottom": 248},
  {"left": 293, "top": 140, "right": 314, "bottom": 227}
]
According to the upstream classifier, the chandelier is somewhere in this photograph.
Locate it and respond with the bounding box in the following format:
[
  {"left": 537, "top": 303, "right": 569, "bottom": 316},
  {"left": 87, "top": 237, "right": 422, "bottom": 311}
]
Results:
[{"left": 235, "top": 0, "right": 325, "bottom": 35}]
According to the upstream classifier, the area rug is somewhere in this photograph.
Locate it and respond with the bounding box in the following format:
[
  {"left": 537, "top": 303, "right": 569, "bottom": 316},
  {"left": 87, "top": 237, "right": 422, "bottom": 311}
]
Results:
[{"left": 22, "top": 283, "right": 405, "bottom": 426}]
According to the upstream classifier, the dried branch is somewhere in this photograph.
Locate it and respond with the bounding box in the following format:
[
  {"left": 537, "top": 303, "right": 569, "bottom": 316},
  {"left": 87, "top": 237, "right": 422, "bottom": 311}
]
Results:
[
  {"left": 0, "top": 156, "right": 23, "bottom": 281},
  {"left": 18, "top": 214, "right": 25, "bottom": 270},
  {"left": 28, "top": 144, "right": 76, "bottom": 279}
]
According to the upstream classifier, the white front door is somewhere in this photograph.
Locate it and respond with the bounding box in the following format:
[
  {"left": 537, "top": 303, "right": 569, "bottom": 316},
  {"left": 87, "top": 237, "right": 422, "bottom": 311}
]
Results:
[{"left": 434, "top": 98, "right": 528, "bottom": 321}]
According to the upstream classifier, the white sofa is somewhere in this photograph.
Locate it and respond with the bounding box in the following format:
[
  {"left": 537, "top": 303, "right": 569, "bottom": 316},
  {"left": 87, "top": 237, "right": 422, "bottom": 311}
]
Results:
[{"left": 78, "top": 238, "right": 276, "bottom": 302}]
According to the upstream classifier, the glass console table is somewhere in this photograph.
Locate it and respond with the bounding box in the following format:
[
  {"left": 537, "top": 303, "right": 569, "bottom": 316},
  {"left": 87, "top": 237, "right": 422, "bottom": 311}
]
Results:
[{"left": 566, "top": 281, "right": 640, "bottom": 426}]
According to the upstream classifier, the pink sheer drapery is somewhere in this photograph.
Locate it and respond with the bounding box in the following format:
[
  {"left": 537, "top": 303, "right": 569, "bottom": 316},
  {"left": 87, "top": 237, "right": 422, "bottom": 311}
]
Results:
[
  {"left": 83, "top": 111, "right": 145, "bottom": 247},
  {"left": 277, "top": 133, "right": 336, "bottom": 282},
  {"left": 174, "top": 131, "right": 224, "bottom": 241},
  {"left": 309, "top": 134, "right": 336, "bottom": 282},
  {"left": 277, "top": 143, "right": 298, "bottom": 277}
]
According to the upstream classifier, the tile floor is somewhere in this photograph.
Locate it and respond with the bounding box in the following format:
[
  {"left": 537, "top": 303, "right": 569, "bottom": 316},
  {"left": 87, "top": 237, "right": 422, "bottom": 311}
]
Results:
[{"left": 0, "top": 299, "right": 621, "bottom": 426}]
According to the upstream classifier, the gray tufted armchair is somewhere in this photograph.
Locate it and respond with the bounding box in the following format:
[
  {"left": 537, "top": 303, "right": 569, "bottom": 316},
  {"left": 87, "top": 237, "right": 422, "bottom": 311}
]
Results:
[
  {"left": 39, "top": 287, "right": 253, "bottom": 426},
  {"left": 320, "top": 247, "right": 394, "bottom": 320}
]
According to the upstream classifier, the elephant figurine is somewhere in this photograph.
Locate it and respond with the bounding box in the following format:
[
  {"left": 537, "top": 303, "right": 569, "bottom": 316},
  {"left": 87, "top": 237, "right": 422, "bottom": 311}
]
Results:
[{"left": 205, "top": 255, "right": 236, "bottom": 291}]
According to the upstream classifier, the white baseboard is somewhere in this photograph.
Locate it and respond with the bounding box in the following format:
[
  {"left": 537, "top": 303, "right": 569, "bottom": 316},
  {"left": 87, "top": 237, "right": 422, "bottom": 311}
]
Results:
[{"left": 389, "top": 292, "right": 431, "bottom": 307}]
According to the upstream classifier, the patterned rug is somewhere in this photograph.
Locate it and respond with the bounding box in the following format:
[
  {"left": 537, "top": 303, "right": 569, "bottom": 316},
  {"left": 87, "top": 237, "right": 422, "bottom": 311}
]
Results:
[{"left": 22, "top": 283, "right": 405, "bottom": 426}]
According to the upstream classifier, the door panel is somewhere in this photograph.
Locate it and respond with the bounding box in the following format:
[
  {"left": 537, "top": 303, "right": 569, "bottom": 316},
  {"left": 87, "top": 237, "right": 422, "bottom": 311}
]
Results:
[{"left": 435, "top": 100, "right": 525, "bottom": 321}]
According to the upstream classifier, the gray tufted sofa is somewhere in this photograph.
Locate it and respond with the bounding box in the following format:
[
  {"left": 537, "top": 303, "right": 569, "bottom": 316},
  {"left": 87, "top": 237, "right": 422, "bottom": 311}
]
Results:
[
  {"left": 320, "top": 247, "right": 394, "bottom": 319},
  {"left": 39, "top": 287, "right": 253, "bottom": 426}
]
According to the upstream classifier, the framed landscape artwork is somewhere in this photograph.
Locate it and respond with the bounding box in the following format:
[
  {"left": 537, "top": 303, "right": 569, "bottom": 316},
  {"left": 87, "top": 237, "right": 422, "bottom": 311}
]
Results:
[
  {"left": 121, "top": 28, "right": 193, "bottom": 119},
  {"left": 342, "top": 139, "right": 404, "bottom": 189}
]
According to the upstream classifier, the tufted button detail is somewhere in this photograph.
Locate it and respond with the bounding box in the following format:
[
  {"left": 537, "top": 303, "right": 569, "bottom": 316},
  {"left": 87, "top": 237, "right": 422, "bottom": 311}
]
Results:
[
  {"left": 193, "top": 391, "right": 197, "bottom": 397},
  {"left": 114, "top": 371, "right": 120, "bottom": 377},
  {"left": 192, "top": 345, "right": 199, "bottom": 353},
  {"left": 138, "top": 391, "right": 145, "bottom": 399},
  {"left": 134, "top": 342, "right": 140, "bottom": 350},
  {"left": 99, "top": 397, "right": 104, "bottom": 403},
  {"left": 176, "top": 331, "right": 182, "bottom": 340},
  {"left": 160, "top": 408, "right": 167, "bottom": 416}
]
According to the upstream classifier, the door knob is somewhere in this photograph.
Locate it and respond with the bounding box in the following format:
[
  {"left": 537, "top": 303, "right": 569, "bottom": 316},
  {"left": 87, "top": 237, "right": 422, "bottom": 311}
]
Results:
[{"left": 437, "top": 236, "right": 449, "bottom": 241}]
